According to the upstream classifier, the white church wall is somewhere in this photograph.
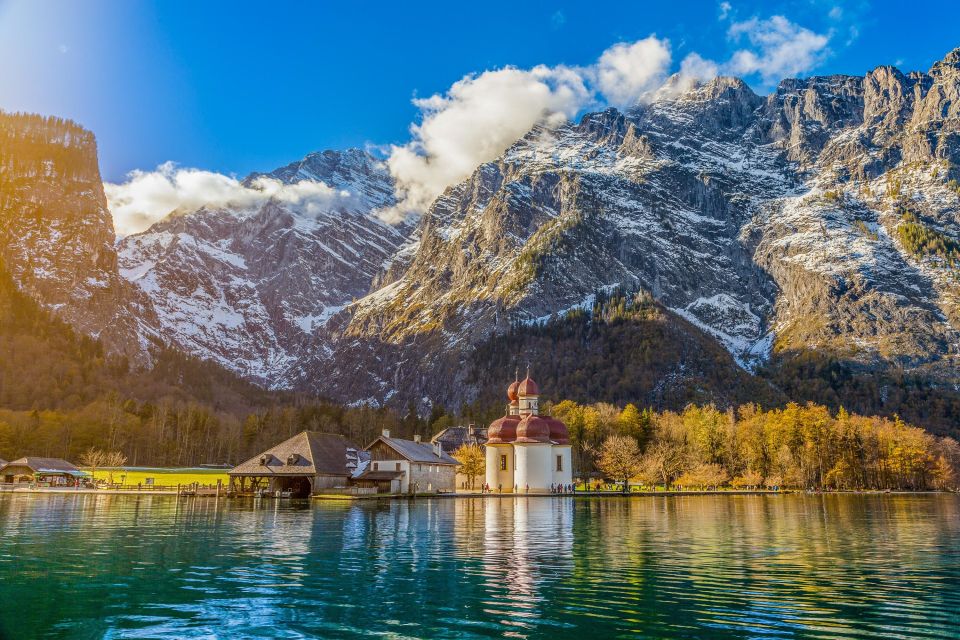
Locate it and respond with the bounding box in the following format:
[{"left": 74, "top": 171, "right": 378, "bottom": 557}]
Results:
[
  {"left": 552, "top": 445, "right": 573, "bottom": 487},
  {"left": 514, "top": 443, "right": 552, "bottom": 492}
]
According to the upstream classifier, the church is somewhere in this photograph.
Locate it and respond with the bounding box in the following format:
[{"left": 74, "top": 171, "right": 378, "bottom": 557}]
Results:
[{"left": 485, "top": 375, "right": 573, "bottom": 492}]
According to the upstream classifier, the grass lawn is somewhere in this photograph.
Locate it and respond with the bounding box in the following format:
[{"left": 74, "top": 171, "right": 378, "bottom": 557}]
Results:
[{"left": 85, "top": 467, "right": 229, "bottom": 488}]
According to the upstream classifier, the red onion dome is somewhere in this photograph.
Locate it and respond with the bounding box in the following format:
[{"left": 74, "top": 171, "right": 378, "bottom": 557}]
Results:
[
  {"left": 517, "top": 376, "right": 539, "bottom": 396},
  {"left": 487, "top": 415, "right": 520, "bottom": 444},
  {"left": 544, "top": 417, "right": 570, "bottom": 445},
  {"left": 507, "top": 380, "right": 519, "bottom": 402},
  {"left": 515, "top": 414, "right": 551, "bottom": 443}
]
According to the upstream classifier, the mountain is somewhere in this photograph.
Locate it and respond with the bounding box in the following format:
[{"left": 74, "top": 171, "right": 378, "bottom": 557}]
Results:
[
  {"left": 300, "top": 52, "right": 960, "bottom": 426},
  {"left": 116, "top": 149, "right": 413, "bottom": 385},
  {"left": 6, "top": 50, "right": 960, "bottom": 435}
]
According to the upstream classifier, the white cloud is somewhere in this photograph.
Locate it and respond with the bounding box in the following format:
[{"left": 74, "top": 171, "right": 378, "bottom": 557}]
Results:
[
  {"left": 725, "top": 15, "right": 830, "bottom": 84},
  {"left": 384, "top": 37, "right": 672, "bottom": 219},
  {"left": 105, "top": 162, "right": 351, "bottom": 237},
  {"left": 679, "top": 52, "right": 721, "bottom": 84},
  {"left": 719, "top": 1, "right": 732, "bottom": 20},
  {"left": 593, "top": 37, "right": 673, "bottom": 108}
]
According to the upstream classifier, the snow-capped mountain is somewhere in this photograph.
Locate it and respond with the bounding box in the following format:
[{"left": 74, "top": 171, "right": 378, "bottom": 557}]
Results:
[
  {"left": 5, "top": 49, "right": 960, "bottom": 420},
  {"left": 116, "top": 149, "right": 412, "bottom": 384},
  {"left": 302, "top": 51, "right": 960, "bottom": 410}
]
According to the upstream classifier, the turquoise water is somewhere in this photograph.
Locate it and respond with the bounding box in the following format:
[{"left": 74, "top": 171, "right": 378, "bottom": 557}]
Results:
[{"left": 0, "top": 494, "right": 958, "bottom": 639}]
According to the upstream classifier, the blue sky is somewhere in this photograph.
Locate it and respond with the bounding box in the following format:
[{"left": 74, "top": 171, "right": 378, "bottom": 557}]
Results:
[{"left": 1, "top": 0, "right": 959, "bottom": 184}]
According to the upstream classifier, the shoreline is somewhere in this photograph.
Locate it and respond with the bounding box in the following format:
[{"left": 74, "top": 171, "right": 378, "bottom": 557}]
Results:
[{"left": 1, "top": 487, "right": 951, "bottom": 498}]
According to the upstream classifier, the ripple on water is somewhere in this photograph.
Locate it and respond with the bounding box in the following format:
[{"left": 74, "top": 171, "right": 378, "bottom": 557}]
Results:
[{"left": 0, "top": 494, "right": 958, "bottom": 639}]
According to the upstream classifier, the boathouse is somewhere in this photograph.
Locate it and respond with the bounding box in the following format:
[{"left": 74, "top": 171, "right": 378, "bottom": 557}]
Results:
[
  {"left": 365, "top": 430, "right": 458, "bottom": 494},
  {"left": 228, "top": 431, "right": 364, "bottom": 498},
  {"left": 0, "top": 457, "right": 86, "bottom": 485}
]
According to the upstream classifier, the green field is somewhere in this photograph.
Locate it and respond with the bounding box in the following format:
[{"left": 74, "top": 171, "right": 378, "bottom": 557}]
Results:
[{"left": 86, "top": 467, "right": 229, "bottom": 487}]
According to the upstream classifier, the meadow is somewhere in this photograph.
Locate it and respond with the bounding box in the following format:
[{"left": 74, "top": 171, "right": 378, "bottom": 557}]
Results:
[{"left": 86, "top": 467, "right": 229, "bottom": 488}]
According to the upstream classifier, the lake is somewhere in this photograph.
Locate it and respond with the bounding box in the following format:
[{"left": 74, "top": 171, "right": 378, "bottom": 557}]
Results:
[{"left": 0, "top": 494, "right": 958, "bottom": 639}]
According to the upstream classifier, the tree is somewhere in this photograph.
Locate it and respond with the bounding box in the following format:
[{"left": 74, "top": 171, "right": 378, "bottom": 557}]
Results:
[
  {"left": 79, "top": 447, "right": 106, "bottom": 485},
  {"left": 730, "top": 470, "right": 763, "bottom": 489},
  {"left": 676, "top": 463, "right": 729, "bottom": 490},
  {"left": 104, "top": 450, "right": 128, "bottom": 485},
  {"left": 452, "top": 444, "right": 485, "bottom": 490},
  {"left": 595, "top": 435, "right": 643, "bottom": 493}
]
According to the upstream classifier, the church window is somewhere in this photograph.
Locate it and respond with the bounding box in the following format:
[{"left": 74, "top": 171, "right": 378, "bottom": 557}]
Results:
[
  {"left": 500, "top": 455, "right": 507, "bottom": 471},
  {"left": 556, "top": 456, "right": 563, "bottom": 472}
]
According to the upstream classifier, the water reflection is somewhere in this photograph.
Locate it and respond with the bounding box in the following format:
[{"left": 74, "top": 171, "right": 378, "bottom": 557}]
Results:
[{"left": 0, "top": 494, "right": 957, "bottom": 639}]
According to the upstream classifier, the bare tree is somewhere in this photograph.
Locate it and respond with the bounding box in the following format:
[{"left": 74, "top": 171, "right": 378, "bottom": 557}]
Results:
[
  {"left": 104, "top": 450, "right": 128, "bottom": 486},
  {"left": 79, "top": 447, "right": 106, "bottom": 486}
]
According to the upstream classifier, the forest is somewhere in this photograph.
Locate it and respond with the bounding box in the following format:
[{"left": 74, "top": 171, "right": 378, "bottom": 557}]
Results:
[
  {"left": 465, "top": 289, "right": 960, "bottom": 439},
  {"left": 549, "top": 400, "right": 959, "bottom": 491}
]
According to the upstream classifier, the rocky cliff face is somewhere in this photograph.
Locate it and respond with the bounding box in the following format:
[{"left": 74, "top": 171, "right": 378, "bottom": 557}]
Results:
[{"left": 0, "top": 112, "right": 150, "bottom": 359}]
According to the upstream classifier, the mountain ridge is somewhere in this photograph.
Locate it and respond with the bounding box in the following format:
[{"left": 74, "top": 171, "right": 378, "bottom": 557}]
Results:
[{"left": 3, "top": 50, "right": 960, "bottom": 432}]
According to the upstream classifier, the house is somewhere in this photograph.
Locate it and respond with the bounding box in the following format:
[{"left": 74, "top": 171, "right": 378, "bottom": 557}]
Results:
[
  {"left": 0, "top": 457, "right": 86, "bottom": 486},
  {"left": 485, "top": 375, "right": 573, "bottom": 493},
  {"left": 228, "top": 431, "right": 364, "bottom": 498},
  {"left": 365, "top": 430, "right": 459, "bottom": 494}
]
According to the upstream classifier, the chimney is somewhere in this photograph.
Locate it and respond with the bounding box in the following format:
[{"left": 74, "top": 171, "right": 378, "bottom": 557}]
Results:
[
  {"left": 414, "top": 434, "right": 421, "bottom": 443},
  {"left": 382, "top": 429, "right": 391, "bottom": 438},
  {"left": 434, "top": 441, "right": 443, "bottom": 457},
  {"left": 468, "top": 423, "right": 476, "bottom": 438}
]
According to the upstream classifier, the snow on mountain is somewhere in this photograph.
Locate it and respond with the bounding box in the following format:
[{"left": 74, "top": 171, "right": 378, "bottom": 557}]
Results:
[
  {"left": 117, "top": 149, "right": 413, "bottom": 384},
  {"left": 308, "top": 52, "right": 960, "bottom": 410}
]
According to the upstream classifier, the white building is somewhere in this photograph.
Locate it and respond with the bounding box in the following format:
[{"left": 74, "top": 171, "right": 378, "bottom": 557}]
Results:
[{"left": 484, "top": 376, "right": 573, "bottom": 493}]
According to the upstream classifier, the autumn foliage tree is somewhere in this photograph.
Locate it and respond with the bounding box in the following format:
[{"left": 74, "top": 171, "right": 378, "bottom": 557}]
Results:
[
  {"left": 595, "top": 436, "right": 644, "bottom": 493},
  {"left": 452, "top": 444, "right": 486, "bottom": 490}
]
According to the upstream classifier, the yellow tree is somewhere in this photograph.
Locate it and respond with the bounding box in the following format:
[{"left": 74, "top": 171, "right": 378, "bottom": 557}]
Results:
[
  {"left": 452, "top": 444, "right": 486, "bottom": 490},
  {"left": 596, "top": 435, "right": 644, "bottom": 493}
]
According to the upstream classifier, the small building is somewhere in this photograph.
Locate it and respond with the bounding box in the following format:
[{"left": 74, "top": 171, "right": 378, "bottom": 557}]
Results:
[
  {"left": 228, "top": 431, "right": 364, "bottom": 498},
  {"left": 0, "top": 457, "right": 86, "bottom": 485},
  {"left": 365, "top": 430, "right": 459, "bottom": 494}
]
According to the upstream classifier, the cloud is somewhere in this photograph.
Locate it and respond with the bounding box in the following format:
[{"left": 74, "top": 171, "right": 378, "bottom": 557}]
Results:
[
  {"left": 718, "top": 1, "right": 732, "bottom": 20},
  {"left": 551, "top": 10, "right": 566, "bottom": 29},
  {"left": 105, "top": 162, "right": 351, "bottom": 237},
  {"left": 679, "top": 52, "right": 721, "bottom": 84},
  {"left": 384, "top": 37, "right": 672, "bottom": 219},
  {"left": 593, "top": 37, "right": 673, "bottom": 108},
  {"left": 384, "top": 64, "right": 593, "bottom": 218},
  {"left": 725, "top": 15, "right": 830, "bottom": 85}
]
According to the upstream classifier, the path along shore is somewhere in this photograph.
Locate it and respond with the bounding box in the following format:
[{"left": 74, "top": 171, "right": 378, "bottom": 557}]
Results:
[{"left": 4, "top": 486, "right": 935, "bottom": 499}]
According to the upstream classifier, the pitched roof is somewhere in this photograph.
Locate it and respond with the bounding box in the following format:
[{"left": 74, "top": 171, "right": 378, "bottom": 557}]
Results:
[
  {"left": 229, "top": 431, "right": 361, "bottom": 476},
  {"left": 368, "top": 436, "right": 459, "bottom": 465},
  {"left": 0, "top": 457, "right": 78, "bottom": 474},
  {"left": 432, "top": 425, "right": 486, "bottom": 450}
]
